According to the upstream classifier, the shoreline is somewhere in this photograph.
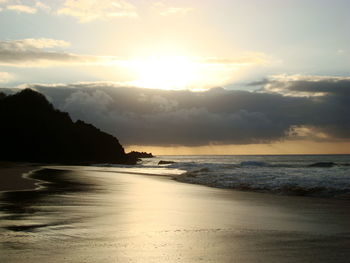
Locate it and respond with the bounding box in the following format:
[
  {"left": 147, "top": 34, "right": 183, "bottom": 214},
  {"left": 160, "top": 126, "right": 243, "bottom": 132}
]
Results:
[
  {"left": 40, "top": 164, "right": 350, "bottom": 200},
  {"left": 1, "top": 162, "right": 350, "bottom": 200},
  {"left": 0, "top": 162, "right": 41, "bottom": 192},
  {"left": 1, "top": 166, "right": 350, "bottom": 263}
]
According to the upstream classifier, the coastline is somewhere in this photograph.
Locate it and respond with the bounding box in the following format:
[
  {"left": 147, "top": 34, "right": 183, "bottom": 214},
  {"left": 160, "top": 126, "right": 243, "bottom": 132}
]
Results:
[
  {"left": 1, "top": 166, "right": 350, "bottom": 263},
  {"left": 0, "top": 162, "right": 41, "bottom": 192}
]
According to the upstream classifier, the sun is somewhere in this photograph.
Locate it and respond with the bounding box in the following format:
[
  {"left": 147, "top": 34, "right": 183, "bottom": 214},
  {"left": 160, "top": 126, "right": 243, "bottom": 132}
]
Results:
[
  {"left": 128, "top": 55, "right": 200, "bottom": 90},
  {"left": 110, "top": 50, "right": 241, "bottom": 90}
]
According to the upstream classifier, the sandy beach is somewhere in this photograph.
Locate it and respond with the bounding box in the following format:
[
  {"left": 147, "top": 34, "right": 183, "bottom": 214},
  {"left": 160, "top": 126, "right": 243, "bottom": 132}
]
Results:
[{"left": 0, "top": 166, "right": 350, "bottom": 263}]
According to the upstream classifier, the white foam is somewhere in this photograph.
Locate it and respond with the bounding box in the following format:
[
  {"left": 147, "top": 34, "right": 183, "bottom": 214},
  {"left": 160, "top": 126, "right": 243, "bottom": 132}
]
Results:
[
  {"left": 176, "top": 165, "right": 350, "bottom": 197},
  {"left": 94, "top": 155, "right": 350, "bottom": 197}
]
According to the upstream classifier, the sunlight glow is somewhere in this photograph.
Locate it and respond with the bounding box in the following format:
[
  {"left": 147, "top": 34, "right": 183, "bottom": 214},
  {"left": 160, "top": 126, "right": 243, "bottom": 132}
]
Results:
[
  {"left": 107, "top": 49, "right": 256, "bottom": 90},
  {"left": 128, "top": 55, "right": 200, "bottom": 90}
]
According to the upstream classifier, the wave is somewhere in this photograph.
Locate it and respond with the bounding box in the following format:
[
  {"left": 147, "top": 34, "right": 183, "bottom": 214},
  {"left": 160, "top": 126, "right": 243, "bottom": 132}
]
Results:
[
  {"left": 160, "top": 159, "right": 350, "bottom": 198},
  {"left": 94, "top": 157, "right": 350, "bottom": 198},
  {"left": 240, "top": 161, "right": 268, "bottom": 167},
  {"left": 162, "top": 160, "right": 350, "bottom": 170},
  {"left": 175, "top": 165, "right": 350, "bottom": 198}
]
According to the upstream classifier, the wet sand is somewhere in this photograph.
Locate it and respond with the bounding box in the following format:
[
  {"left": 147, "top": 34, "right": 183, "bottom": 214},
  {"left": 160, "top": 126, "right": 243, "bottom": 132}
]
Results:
[
  {"left": 0, "top": 162, "right": 39, "bottom": 192},
  {"left": 0, "top": 166, "right": 350, "bottom": 263}
]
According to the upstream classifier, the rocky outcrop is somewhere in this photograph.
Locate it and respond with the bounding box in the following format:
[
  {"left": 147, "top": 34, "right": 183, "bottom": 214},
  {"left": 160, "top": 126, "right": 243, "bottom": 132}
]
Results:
[{"left": 127, "top": 151, "right": 154, "bottom": 160}]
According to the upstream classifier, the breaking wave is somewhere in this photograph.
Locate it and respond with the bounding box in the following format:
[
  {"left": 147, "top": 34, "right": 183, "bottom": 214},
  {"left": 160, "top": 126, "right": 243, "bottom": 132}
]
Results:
[
  {"left": 143, "top": 156, "right": 350, "bottom": 198},
  {"left": 96, "top": 155, "right": 350, "bottom": 198}
]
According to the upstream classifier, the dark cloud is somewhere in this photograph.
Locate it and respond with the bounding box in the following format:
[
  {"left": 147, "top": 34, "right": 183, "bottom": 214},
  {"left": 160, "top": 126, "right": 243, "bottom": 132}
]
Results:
[
  {"left": 259, "top": 75, "right": 350, "bottom": 140},
  {"left": 0, "top": 39, "right": 96, "bottom": 66},
  {"left": 5, "top": 77, "right": 346, "bottom": 146},
  {"left": 279, "top": 79, "right": 350, "bottom": 95},
  {"left": 246, "top": 79, "right": 269, "bottom": 86},
  {"left": 260, "top": 75, "right": 350, "bottom": 96}
]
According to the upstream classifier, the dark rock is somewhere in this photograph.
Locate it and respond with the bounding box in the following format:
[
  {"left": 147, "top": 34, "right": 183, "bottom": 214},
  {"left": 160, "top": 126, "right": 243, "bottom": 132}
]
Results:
[
  {"left": 127, "top": 151, "right": 154, "bottom": 159},
  {"left": 158, "top": 160, "right": 175, "bottom": 165},
  {"left": 125, "top": 151, "right": 154, "bottom": 164},
  {"left": 309, "top": 162, "right": 336, "bottom": 168},
  {"left": 0, "top": 89, "right": 135, "bottom": 165}
]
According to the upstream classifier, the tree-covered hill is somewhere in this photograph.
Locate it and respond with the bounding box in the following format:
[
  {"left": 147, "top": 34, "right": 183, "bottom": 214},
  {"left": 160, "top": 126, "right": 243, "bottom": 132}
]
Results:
[{"left": 0, "top": 89, "right": 135, "bottom": 164}]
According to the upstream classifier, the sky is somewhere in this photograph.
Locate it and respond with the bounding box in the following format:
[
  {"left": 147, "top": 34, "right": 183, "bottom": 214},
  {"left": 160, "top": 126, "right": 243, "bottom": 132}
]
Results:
[{"left": 0, "top": 0, "right": 349, "bottom": 154}]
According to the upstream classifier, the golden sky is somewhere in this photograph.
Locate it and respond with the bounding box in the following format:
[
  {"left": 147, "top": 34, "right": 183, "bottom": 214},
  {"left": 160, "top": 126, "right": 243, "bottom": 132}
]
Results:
[{"left": 1, "top": 0, "right": 349, "bottom": 154}]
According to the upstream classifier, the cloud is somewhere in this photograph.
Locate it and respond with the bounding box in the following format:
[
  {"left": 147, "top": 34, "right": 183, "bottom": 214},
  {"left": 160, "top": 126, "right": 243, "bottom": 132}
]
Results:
[
  {"left": 1, "top": 38, "right": 70, "bottom": 49},
  {"left": 0, "top": 38, "right": 99, "bottom": 67},
  {"left": 35, "top": 1, "right": 50, "bottom": 11},
  {"left": 254, "top": 74, "right": 350, "bottom": 97},
  {"left": 0, "top": 0, "right": 137, "bottom": 21},
  {"left": 0, "top": 38, "right": 272, "bottom": 89},
  {"left": 0, "top": 71, "right": 13, "bottom": 83},
  {"left": 10, "top": 78, "right": 349, "bottom": 146},
  {"left": 6, "top": 4, "right": 36, "bottom": 13},
  {"left": 57, "top": 0, "right": 138, "bottom": 22},
  {"left": 62, "top": 89, "right": 113, "bottom": 116},
  {"left": 0, "top": 1, "right": 41, "bottom": 14},
  {"left": 203, "top": 52, "right": 273, "bottom": 66},
  {"left": 151, "top": 2, "right": 193, "bottom": 16}
]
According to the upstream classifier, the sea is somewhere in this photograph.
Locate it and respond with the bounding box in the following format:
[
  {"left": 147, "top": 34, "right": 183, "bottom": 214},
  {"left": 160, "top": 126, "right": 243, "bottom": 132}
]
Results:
[{"left": 108, "top": 154, "right": 350, "bottom": 198}]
